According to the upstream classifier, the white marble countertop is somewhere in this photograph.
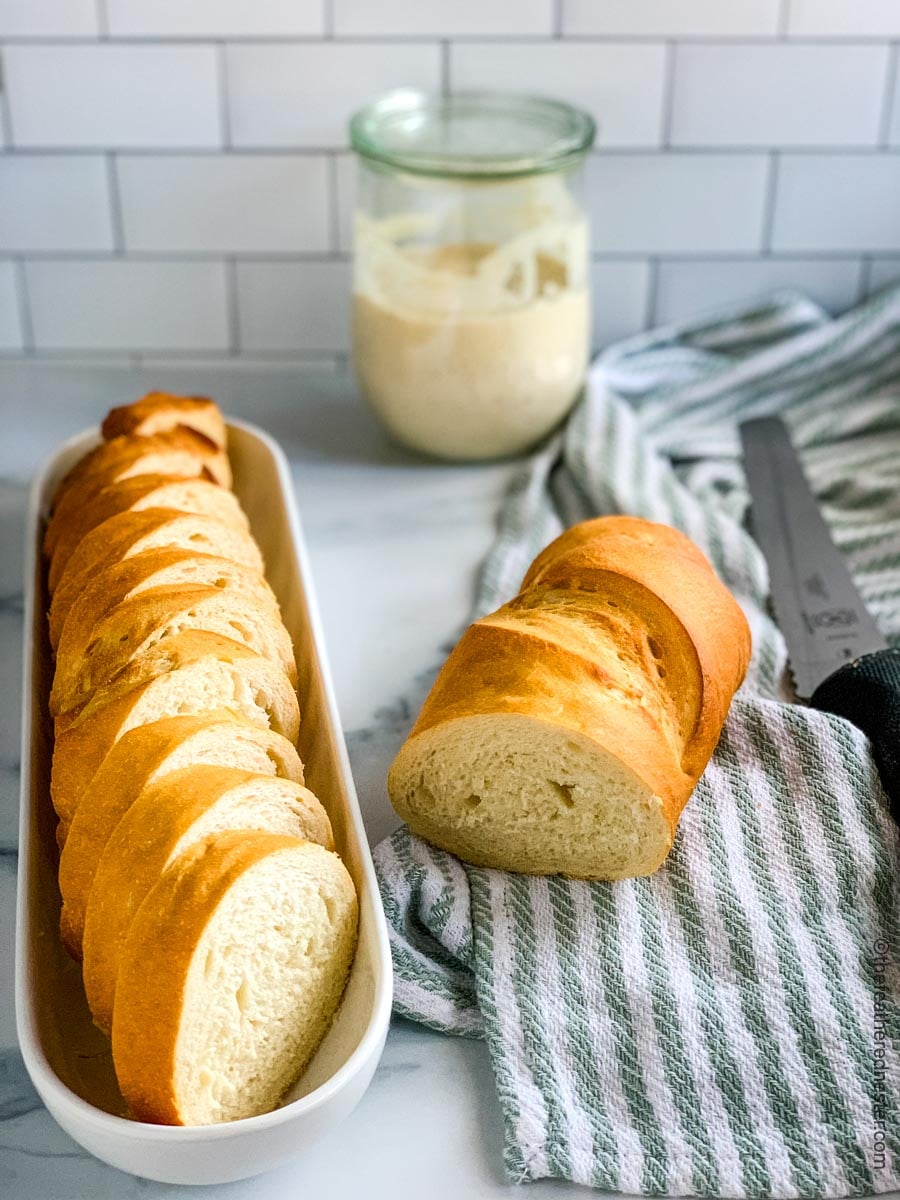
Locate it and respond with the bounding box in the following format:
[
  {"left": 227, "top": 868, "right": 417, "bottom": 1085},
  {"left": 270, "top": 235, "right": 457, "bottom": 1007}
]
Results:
[{"left": 0, "top": 363, "right": 591, "bottom": 1199}]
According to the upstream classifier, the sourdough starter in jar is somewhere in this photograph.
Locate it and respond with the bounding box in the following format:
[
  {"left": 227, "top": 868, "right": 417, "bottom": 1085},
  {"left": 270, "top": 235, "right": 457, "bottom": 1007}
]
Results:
[{"left": 349, "top": 91, "right": 595, "bottom": 461}]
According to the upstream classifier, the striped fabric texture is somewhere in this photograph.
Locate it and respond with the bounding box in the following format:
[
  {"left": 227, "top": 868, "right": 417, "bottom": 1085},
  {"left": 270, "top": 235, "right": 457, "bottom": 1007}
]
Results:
[{"left": 373, "top": 289, "right": 900, "bottom": 1196}]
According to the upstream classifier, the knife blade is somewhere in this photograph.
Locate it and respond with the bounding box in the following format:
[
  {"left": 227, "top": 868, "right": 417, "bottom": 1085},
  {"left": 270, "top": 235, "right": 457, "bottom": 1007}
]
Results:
[{"left": 740, "top": 415, "right": 900, "bottom": 821}]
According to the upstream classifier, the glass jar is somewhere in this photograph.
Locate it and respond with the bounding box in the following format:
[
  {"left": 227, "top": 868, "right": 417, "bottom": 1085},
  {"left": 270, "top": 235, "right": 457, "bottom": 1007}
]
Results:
[{"left": 349, "top": 90, "right": 595, "bottom": 461}]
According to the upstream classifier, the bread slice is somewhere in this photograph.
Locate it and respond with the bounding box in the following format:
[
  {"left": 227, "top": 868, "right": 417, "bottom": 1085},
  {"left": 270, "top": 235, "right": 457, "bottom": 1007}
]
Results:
[
  {"left": 49, "top": 508, "right": 264, "bottom": 648},
  {"left": 102, "top": 393, "right": 226, "bottom": 450},
  {"left": 388, "top": 516, "right": 751, "bottom": 879},
  {"left": 58, "top": 712, "right": 306, "bottom": 956},
  {"left": 45, "top": 475, "right": 248, "bottom": 593},
  {"left": 51, "top": 583, "right": 296, "bottom": 718},
  {"left": 53, "top": 550, "right": 280, "bottom": 688},
  {"left": 52, "top": 430, "right": 231, "bottom": 510},
  {"left": 83, "top": 767, "right": 334, "bottom": 1033},
  {"left": 50, "top": 631, "right": 301, "bottom": 825},
  {"left": 111, "top": 832, "right": 358, "bottom": 1124}
]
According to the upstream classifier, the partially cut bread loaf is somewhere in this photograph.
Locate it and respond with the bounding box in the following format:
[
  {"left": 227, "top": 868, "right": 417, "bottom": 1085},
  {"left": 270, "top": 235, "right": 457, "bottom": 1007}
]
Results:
[
  {"left": 111, "top": 832, "right": 358, "bottom": 1125},
  {"left": 51, "top": 631, "right": 301, "bottom": 824},
  {"left": 58, "top": 712, "right": 306, "bottom": 955},
  {"left": 53, "top": 429, "right": 231, "bottom": 508},
  {"left": 49, "top": 508, "right": 264, "bottom": 648},
  {"left": 388, "top": 516, "right": 751, "bottom": 879},
  {"left": 46, "top": 475, "right": 248, "bottom": 593},
  {"left": 53, "top": 550, "right": 280, "bottom": 699},
  {"left": 102, "top": 393, "right": 226, "bottom": 450},
  {"left": 51, "top": 582, "right": 296, "bottom": 718},
  {"left": 83, "top": 767, "right": 334, "bottom": 1033}
]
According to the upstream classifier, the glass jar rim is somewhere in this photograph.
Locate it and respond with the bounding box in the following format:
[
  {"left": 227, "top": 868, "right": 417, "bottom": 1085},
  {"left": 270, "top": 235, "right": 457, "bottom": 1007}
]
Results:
[{"left": 349, "top": 89, "right": 596, "bottom": 181}]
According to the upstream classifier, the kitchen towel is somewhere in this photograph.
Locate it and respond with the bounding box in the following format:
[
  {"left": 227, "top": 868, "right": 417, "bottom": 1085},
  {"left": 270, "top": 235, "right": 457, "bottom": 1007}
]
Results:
[{"left": 373, "top": 288, "right": 900, "bottom": 1197}]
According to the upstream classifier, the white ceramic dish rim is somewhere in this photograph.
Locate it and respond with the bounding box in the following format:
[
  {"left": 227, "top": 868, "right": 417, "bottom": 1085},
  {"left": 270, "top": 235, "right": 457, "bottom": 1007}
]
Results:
[{"left": 15, "top": 416, "right": 393, "bottom": 1144}]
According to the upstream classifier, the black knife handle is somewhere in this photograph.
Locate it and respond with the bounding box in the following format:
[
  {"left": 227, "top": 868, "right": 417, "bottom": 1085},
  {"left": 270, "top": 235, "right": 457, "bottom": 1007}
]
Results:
[{"left": 810, "top": 647, "right": 900, "bottom": 823}]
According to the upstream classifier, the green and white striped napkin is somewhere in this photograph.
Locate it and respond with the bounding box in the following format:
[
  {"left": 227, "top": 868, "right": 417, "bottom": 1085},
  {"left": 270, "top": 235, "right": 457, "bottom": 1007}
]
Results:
[{"left": 373, "top": 289, "right": 900, "bottom": 1197}]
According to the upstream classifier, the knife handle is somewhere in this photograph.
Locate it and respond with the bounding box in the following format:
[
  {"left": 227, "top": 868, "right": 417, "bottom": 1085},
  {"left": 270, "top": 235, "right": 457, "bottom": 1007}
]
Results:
[{"left": 810, "top": 647, "right": 900, "bottom": 822}]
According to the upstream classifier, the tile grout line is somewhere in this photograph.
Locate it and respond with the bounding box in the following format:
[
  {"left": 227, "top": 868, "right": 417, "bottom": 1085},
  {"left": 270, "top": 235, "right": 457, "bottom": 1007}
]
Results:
[
  {"left": 553, "top": 0, "right": 563, "bottom": 38},
  {"left": 643, "top": 257, "right": 659, "bottom": 328},
  {"left": 12, "top": 257, "right": 34, "bottom": 353},
  {"left": 322, "top": 0, "right": 334, "bottom": 39},
  {"left": 0, "top": 144, "right": 898, "bottom": 158},
  {"left": 441, "top": 40, "right": 451, "bottom": 94},
  {"left": 216, "top": 42, "right": 232, "bottom": 149},
  {"left": 759, "top": 151, "right": 780, "bottom": 255},
  {"left": 0, "top": 50, "right": 15, "bottom": 146},
  {"left": 326, "top": 153, "right": 341, "bottom": 253},
  {"left": 777, "top": 0, "right": 790, "bottom": 38},
  {"left": 106, "top": 152, "right": 125, "bottom": 253},
  {"left": 877, "top": 41, "right": 898, "bottom": 146},
  {"left": 95, "top": 0, "right": 110, "bottom": 38},
  {"left": 659, "top": 41, "right": 676, "bottom": 147}
]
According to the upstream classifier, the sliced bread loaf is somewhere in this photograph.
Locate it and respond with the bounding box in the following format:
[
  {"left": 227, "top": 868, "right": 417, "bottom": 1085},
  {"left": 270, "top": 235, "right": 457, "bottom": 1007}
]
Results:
[
  {"left": 49, "top": 508, "right": 264, "bottom": 648},
  {"left": 83, "top": 767, "right": 334, "bottom": 1032},
  {"left": 111, "top": 832, "right": 358, "bottom": 1124},
  {"left": 58, "top": 712, "right": 305, "bottom": 956},
  {"left": 102, "top": 393, "right": 226, "bottom": 449},
  {"left": 51, "top": 583, "right": 296, "bottom": 718},
  {"left": 45, "top": 475, "right": 248, "bottom": 593},
  {"left": 53, "top": 430, "right": 231, "bottom": 508},
  {"left": 388, "top": 516, "right": 751, "bottom": 879},
  {"left": 53, "top": 550, "right": 280, "bottom": 690},
  {"left": 50, "top": 631, "right": 301, "bottom": 824}
]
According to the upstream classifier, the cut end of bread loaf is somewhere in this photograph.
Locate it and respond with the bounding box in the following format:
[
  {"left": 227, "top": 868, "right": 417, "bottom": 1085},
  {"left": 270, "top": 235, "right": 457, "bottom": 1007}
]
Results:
[
  {"left": 389, "top": 713, "right": 673, "bottom": 879},
  {"left": 112, "top": 834, "right": 358, "bottom": 1125},
  {"left": 101, "top": 393, "right": 226, "bottom": 450}
]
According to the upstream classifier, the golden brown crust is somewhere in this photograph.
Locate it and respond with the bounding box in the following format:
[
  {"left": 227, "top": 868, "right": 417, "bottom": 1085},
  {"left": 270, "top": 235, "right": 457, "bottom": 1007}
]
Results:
[
  {"left": 83, "top": 768, "right": 331, "bottom": 1033},
  {"left": 48, "top": 507, "right": 263, "bottom": 647},
  {"left": 51, "top": 582, "right": 295, "bottom": 718},
  {"left": 53, "top": 549, "right": 277, "bottom": 688},
  {"left": 101, "top": 393, "right": 226, "bottom": 450},
  {"left": 394, "top": 516, "right": 750, "bottom": 868},
  {"left": 50, "top": 631, "right": 301, "bottom": 823},
  {"left": 44, "top": 474, "right": 247, "bottom": 593},
  {"left": 110, "top": 832, "right": 302, "bottom": 1124},
  {"left": 57, "top": 712, "right": 305, "bottom": 957},
  {"left": 52, "top": 429, "right": 231, "bottom": 509}
]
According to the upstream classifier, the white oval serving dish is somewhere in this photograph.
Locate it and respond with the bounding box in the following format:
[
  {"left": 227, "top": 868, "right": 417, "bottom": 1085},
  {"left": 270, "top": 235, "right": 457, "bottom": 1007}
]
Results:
[{"left": 15, "top": 418, "right": 393, "bottom": 1185}]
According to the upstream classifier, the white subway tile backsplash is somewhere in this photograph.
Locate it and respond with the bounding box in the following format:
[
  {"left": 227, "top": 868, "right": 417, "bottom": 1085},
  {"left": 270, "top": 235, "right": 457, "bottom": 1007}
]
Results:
[
  {"left": 451, "top": 43, "right": 666, "bottom": 148},
  {"left": 236, "top": 261, "right": 351, "bottom": 351},
  {"left": 589, "top": 155, "right": 768, "bottom": 253},
  {"left": 106, "top": 0, "right": 324, "bottom": 36},
  {"left": 27, "top": 260, "right": 230, "bottom": 351},
  {"left": 592, "top": 261, "right": 650, "bottom": 347},
  {"left": 227, "top": 44, "right": 441, "bottom": 148},
  {"left": 4, "top": 46, "right": 221, "bottom": 149},
  {"left": 334, "top": 0, "right": 553, "bottom": 36},
  {"left": 654, "top": 258, "right": 863, "bottom": 325},
  {"left": 118, "top": 156, "right": 329, "bottom": 253},
  {"left": 0, "top": 157, "right": 113, "bottom": 251},
  {"left": 772, "top": 155, "right": 900, "bottom": 252},
  {"left": 0, "top": 0, "right": 97, "bottom": 36},
  {"left": 0, "top": 263, "right": 23, "bottom": 352},
  {"left": 1, "top": 11, "right": 897, "bottom": 363},
  {"left": 671, "top": 44, "right": 888, "bottom": 147},
  {"left": 787, "top": 0, "right": 900, "bottom": 37},
  {"left": 564, "top": 0, "right": 780, "bottom": 36},
  {"left": 867, "top": 258, "right": 900, "bottom": 295}
]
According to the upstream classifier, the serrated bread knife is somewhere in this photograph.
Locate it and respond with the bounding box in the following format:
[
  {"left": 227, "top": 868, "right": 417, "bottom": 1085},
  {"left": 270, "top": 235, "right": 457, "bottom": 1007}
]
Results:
[{"left": 739, "top": 416, "right": 900, "bottom": 821}]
